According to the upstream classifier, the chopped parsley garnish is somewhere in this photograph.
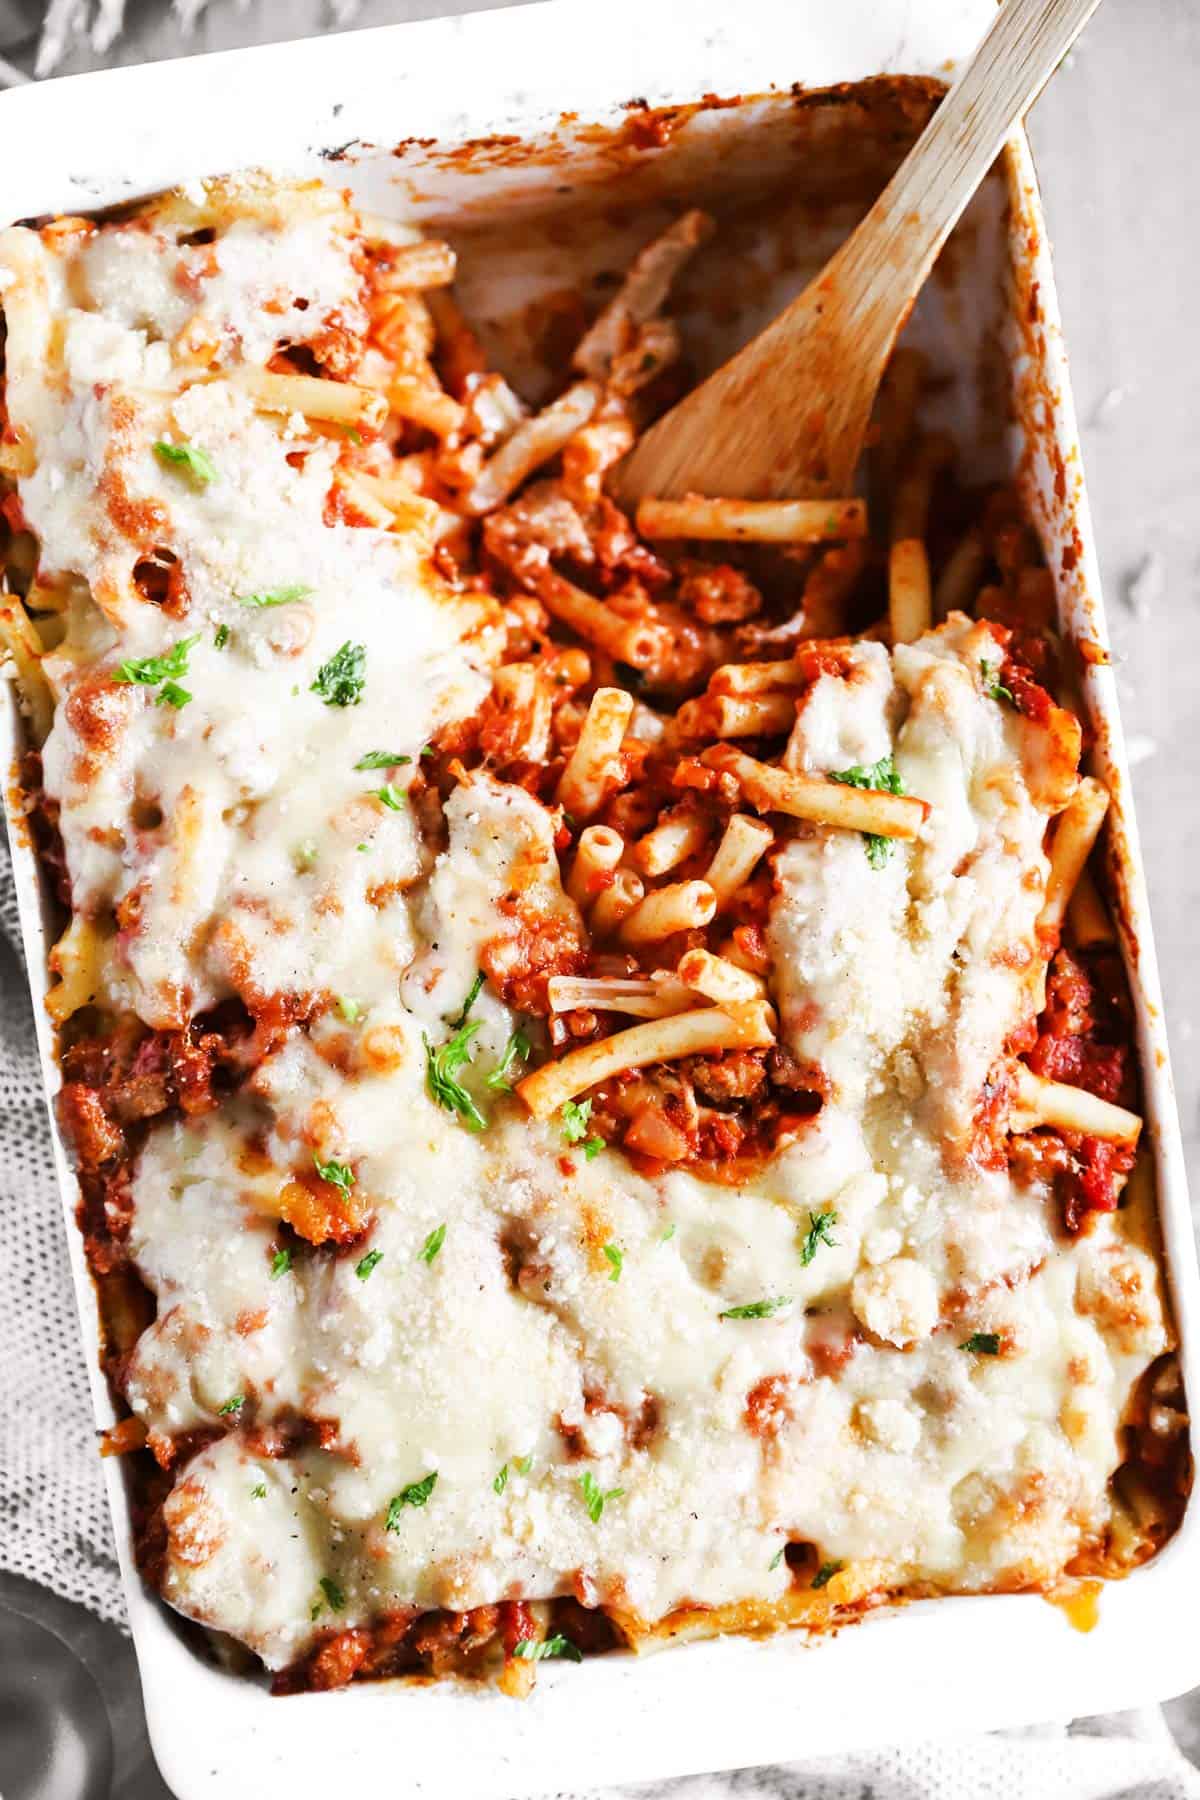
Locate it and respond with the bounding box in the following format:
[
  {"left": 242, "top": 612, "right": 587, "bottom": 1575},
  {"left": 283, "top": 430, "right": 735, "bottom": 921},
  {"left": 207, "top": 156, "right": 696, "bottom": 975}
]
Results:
[
  {"left": 493, "top": 1464, "right": 509, "bottom": 1496},
  {"left": 113, "top": 634, "right": 199, "bottom": 691},
  {"left": 561, "top": 1099, "right": 593, "bottom": 1144},
  {"left": 154, "top": 680, "right": 191, "bottom": 709},
  {"left": 579, "top": 1470, "right": 624, "bottom": 1524},
  {"left": 961, "top": 1331, "right": 1002, "bottom": 1355},
  {"left": 419, "top": 1223, "right": 446, "bottom": 1264},
  {"left": 980, "top": 659, "right": 1015, "bottom": 705},
  {"left": 420, "top": 745, "right": 435, "bottom": 759},
  {"left": 217, "top": 1394, "right": 244, "bottom": 1416},
  {"left": 336, "top": 996, "right": 363, "bottom": 1024},
  {"left": 424, "top": 979, "right": 490, "bottom": 1131},
  {"left": 251, "top": 1482, "right": 267, "bottom": 1499},
  {"left": 319, "top": 1576, "right": 345, "bottom": 1613},
  {"left": 829, "top": 754, "right": 907, "bottom": 869},
  {"left": 356, "top": 842, "right": 370, "bottom": 853},
  {"left": 236, "top": 583, "right": 313, "bottom": 610},
  {"left": 768, "top": 1545, "right": 786, "bottom": 1572},
  {"left": 513, "top": 1635, "right": 582, "bottom": 1664},
  {"left": 660, "top": 1222, "right": 677, "bottom": 1243},
  {"left": 561, "top": 1099, "right": 604, "bottom": 1158},
  {"left": 312, "top": 1152, "right": 355, "bottom": 1196},
  {"left": 513, "top": 1454, "right": 533, "bottom": 1476},
  {"left": 270, "top": 1247, "right": 292, "bottom": 1279},
  {"left": 799, "top": 1209, "right": 838, "bottom": 1267},
  {"left": 153, "top": 439, "right": 217, "bottom": 487},
  {"left": 812, "top": 1560, "right": 843, "bottom": 1590},
  {"left": 310, "top": 640, "right": 366, "bottom": 707},
  {"left": 354, "top": 750, "right": 412, "bottom": 771},
  {"left": 374, "top": 782, "right": 406, "bottom": 811},
  {"left": 450, "top": 971, "right": 486, "bottom": 1031},
  {"left": 355, "top": 1249, "right": 383, "bottom": 1281},
  {"left": 602, "top": 1243, "right": 623, "bottom": 1283},
  {"left": 385, "top": 1473, "right": 438, "bottom": 1528},
  {"left": 486, "top": 1027, "right": 531, "bottom": 1093},
  {"left": 213, "top": 623, "right": 230, "bottom": 649},
  {"left": 719, "top": 1296, "right": 792, "bottom": 1321}
]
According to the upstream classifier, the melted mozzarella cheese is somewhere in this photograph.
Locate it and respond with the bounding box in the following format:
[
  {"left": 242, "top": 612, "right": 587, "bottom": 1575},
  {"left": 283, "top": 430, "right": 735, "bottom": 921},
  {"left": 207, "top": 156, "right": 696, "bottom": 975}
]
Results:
[{"left": 3, "top": 193, "right": 1172, "bottom": 1673}]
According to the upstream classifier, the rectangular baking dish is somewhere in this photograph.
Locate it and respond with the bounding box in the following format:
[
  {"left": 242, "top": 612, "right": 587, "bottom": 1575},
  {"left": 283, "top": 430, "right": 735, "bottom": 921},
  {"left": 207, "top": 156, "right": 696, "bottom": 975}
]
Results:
[{"left": 2, "top": 3, "right": 1198, "bottom": 1796}]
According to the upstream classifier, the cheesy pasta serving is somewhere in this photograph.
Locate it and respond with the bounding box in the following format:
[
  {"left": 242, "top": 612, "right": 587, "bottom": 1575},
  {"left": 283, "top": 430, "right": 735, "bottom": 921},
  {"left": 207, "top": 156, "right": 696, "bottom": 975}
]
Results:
[{"left": 0, "top": 174, "right": 1185, "bottom": 1695}]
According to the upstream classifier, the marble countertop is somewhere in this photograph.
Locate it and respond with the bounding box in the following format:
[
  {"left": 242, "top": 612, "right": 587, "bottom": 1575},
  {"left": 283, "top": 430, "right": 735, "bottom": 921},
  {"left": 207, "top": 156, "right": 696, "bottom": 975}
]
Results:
[{"left": 0, "top": 1, "right": 1196, "bottom": 1794}]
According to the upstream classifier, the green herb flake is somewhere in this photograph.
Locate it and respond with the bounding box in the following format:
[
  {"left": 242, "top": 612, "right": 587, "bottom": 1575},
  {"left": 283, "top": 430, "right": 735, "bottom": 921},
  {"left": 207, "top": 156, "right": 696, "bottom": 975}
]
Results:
[
  {"left": 236, "top": 583, "right": 313, "bottom": 610},
  {"left": 270, "top": 1247, "right": 292, "bottom": 1279},
  {"left": 336, "top": 996, "right": 363, "bottom": 1024},
  {"left": 579, "top": 1470, "right": 624, "bottom": 1524},
  {"left": 719, "top": 1296, "right": 792, "bottom": 1322},
  {"left": 582, "top": 1136, "right": 604, "bottom": 1162},
  {"left": 424, "top": 985, "right": 489, "bottom": 1133},
  {"left": 513, "top": 1635, "right": 582, "bottom": 1664},
  {"left": 356, "top": 843, "right": 370, "bottom": 853},
  {"left": 310, "top": 640, "right": 366, "bottom": 707},
  {"left": 493, "top": 1463, "right": 509, "bottom": 1496},
  {"left": 660, "top": 1222, "right": 677, "bottom": 1243},
  {"left": 419, "top": 1223, "right": 446, "bottom": 1265},
  {"left": 560, "top": 1098, "right": 593, "bottom": 1146},
  {"left": 829, "top": 754, "right": 907, "bottom": 870},
  {"left": 812, "top": 1560, "right": 843, "bottom": 1590},
  {"left": 154, "top": 680, "right": 191, "bottom": 709},
  {"left": 251, "top": 1482, "right": 267, "bottom": 1499},
  {"left": 113, "top": 634, "right": 199, "bottom": 689},
  {"left": 798, "top": 1209, "right": 838, "bottom": 1267},
  {"left": 217, "top": 1394, "right": 244, "bottom": 1416},
  {"left": 355, "top": 1249, "right": 383, "bottom": 1281},
  {"left": 513, "top": 1454, "right": 533, "bottom": 1476},
  {"left": 313, "top": 1153, "right": 355, "bottom": 1196},
  {"left": 354, "top": 750, "right": 412, "bottom": 771},
  {"left": 961, "top": 1331, "right": 1002, "bottom": 1356},
  {"left": 602, "top": 1242, "right": 623, "bottom": 1283},
  {"left": 372, "top": 782, "right": 405, "bottom": 812},
  {"left": 319, "top": 1576, "right": 345, "bottom": 1613},
  {"left": 450, "top": 971, "right": 486, "bottom": 1031},
  {"left": 486, "top": 1027, "right": 531, "bottom": 1093},
  {"left": 385, "top": 1472, "right": 438, "bottom": 1529},
  {"left": 419, "top": 745, "right": 435, "bottom": 759},
  {"left": 153, "top": 439, "right": 217, "bottom": 487},
  {"left": 213, "top": 623, "right": 230, "bottom": 650},
  {"left": 980, "top": 659, "right": 1015, "bottom": 706},
  {"left": 768, "top": 1545, "right": 786, "bottom": 1572}
]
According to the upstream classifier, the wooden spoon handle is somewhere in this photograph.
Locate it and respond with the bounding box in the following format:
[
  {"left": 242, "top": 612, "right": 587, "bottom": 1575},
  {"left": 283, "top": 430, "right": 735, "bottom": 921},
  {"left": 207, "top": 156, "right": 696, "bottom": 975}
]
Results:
[{"left": 844, "top": 0, "right": 1104, "bottom": 330}]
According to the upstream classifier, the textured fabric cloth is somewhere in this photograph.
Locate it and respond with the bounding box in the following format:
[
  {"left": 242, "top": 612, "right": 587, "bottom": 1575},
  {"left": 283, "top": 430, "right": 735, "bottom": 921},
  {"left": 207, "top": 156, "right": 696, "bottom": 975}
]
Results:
[
  {"left": 0, "top": 833, "right": 125, "bottom": 1624},
  {"left": 558, "top": 1713, "right": 1200, "bottom": 1800}
]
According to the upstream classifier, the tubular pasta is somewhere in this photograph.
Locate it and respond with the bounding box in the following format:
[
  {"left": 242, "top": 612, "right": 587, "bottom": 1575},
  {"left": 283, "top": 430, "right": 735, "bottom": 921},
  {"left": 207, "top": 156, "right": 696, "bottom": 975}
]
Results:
[
  {"left": 1011, "top": 1065, "right": 1141, "bottom": 1145},
  {"left": 516, "top": 1000, "right": 775, "bottom": 1120},
  {"left": 236, "top": 368, "right": 388, "bottom": 433},
  {"left": 618, "top": 878, "right": 717, "bottom": 946},
  {"left": 573, "top": 209, "right": 713, "bottom": 380},
  {"left": 704, "top": 814, "right": 774, "bottom": 908},
  {"left": 637, "top": 496, "right": 867, "bottom": 544},
  {"left": 466, "top": 381, "right": 601, "bottom": 515},
  {"left": 1040, "top": 777, "right": 1110, "bottom": 937},
  {"left": 557, "top": 686, "right": 634, "bottom": 821},
  {"left": 703, "top": 745, "right": 928, "bottom": 840}
]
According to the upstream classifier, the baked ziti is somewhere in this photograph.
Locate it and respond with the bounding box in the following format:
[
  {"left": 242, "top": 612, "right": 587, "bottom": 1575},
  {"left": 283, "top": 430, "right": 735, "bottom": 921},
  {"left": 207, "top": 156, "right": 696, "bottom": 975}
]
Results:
[{"left": 0, "top": 174, "right": 1186, "bottom": 1695}]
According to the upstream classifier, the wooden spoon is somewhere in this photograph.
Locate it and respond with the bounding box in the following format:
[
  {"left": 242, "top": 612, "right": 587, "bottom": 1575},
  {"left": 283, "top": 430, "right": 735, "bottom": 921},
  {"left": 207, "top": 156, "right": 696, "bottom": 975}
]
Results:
[{"left": 615, "top": 0, "right": 1104, "bottom": 506}]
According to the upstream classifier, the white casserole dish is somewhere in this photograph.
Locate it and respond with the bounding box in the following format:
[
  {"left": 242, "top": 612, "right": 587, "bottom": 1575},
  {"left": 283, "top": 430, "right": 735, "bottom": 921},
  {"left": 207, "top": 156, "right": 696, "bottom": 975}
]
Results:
[{"left": 2, "top": 2, "right": 1198, "bottom": 1795}]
